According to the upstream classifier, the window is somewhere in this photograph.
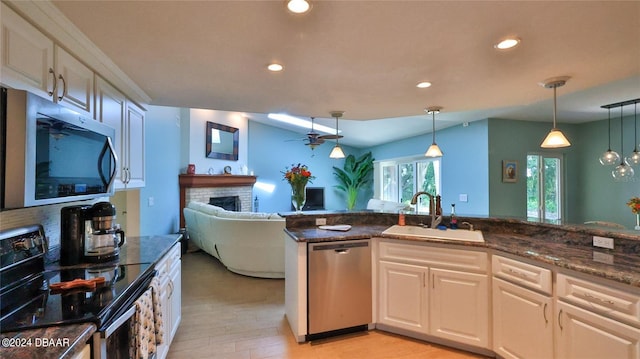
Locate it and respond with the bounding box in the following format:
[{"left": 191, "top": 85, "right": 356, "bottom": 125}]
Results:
[
  {"left": 379, "top": 157, "right": 440, "bottom": 213},
  {"left": 526, "top": 154, "right": 563, "bottom": 222}
]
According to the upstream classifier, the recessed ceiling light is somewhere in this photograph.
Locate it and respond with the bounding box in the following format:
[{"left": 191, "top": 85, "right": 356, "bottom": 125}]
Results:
[
  {"left": 286, "top": 0, "right": 311, "bottom": 14},
  {"left": 416, "top": 82, "right": 432, "bottom": 88},
  {"left": 267, "top": 63, "right": 284, "bottom": 72},
  {"left": 494, "top": 37, "right": 521, "bottom": 50}
]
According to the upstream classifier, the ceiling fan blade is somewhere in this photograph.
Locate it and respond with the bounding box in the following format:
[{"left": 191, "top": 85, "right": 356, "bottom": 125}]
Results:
[{"left": 318, "top": 134, "right": 344, "bottom": 140}]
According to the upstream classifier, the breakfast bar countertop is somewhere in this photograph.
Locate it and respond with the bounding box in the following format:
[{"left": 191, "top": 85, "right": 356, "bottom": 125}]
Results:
[{"left": 285, "top": 223, "right": 640, "bottom": 289}]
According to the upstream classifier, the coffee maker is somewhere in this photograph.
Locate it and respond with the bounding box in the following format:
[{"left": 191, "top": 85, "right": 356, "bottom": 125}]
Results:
[{"left": 60, "top": 202, "right": 125, "bottom": 265}]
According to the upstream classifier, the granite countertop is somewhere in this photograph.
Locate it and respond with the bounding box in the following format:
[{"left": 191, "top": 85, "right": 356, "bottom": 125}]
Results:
[
  {"left": 1, "top": 234, "right": 181, "bottom": 359},
  {"left": 285, "top": 223, "right": 640, "bottom": 289},
  {"left": 0, "top": 323, "right": 95, "bottom": 359}
]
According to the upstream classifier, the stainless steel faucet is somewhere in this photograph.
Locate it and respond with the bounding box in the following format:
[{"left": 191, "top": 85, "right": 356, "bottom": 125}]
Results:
[{"left": 410, "top": 191, "right": 442, "bottom": 228}]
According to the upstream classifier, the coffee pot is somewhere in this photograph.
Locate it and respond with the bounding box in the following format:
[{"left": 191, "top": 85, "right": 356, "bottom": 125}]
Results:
[
  {"left": 60, "top": 202, "right": 125, "bottom": 265},
  {"left": 84, "top": 202, "right": 125, "bottom": 263}
]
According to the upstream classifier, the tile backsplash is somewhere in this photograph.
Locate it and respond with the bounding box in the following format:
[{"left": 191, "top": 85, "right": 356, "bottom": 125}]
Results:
[{"left": 0, "top": 198, "right": 107, "bottom": 248}]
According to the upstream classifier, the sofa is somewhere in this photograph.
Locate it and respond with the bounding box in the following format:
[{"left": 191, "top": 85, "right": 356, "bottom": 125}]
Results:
[{"left": 183, "top": 201, "right": 286, "bottom": 278}]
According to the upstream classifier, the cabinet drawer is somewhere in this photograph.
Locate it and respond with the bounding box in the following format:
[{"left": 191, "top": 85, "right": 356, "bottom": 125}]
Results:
[
  {"left": 379, "top": 240, "right": 487, "bottom": 272},
  {"left": 492, "top": 255, "right": 552, "bottom": 295},
  {"left": 557, "top": 273, "right": 640, "bottom": 326}
]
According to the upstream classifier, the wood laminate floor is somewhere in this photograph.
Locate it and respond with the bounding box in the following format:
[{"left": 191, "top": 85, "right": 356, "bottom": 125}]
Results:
[{"left": 168, "top": 251, "right": 489, "bottom": 359}]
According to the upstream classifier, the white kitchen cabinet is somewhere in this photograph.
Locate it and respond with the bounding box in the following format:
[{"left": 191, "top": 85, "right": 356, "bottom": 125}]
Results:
[
  {"left": 1, "top": 2, "right": 53, "bottom": 96},
  {"left": 1, "top": 3, "right": 93, "bottom": 117},
  {"left": 555, "top": 300, "right": 640, "bottom": 359},
  {"left": 155, "top": 243, "right": 182, "bottom": 359},
  {"left": 376, "top": 239, "right": 490, "bottom": 352},
  {"left": 378, "top": 260, "right": 429, "bottom": 333},
  {"left": 430, "top": 268, "right": 489, "bottom": 348},
  {"left": 96, "top": 76, "right": 145, "bottom": 189},
  {"left": 493, "top": 277, "right": 553, "bottom": 359}
]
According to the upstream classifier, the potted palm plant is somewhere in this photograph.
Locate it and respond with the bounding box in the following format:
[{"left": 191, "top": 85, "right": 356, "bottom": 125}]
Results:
[{"left": 333, "top": 152, "right": 374, "bottom": 210}]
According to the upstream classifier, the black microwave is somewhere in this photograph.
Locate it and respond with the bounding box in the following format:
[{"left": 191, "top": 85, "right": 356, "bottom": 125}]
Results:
[{"left": 1, "top": 87, "right": 117, "bottom": 208}]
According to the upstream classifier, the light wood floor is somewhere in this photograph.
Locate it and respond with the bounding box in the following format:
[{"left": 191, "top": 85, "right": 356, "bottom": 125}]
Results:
[{"left": 168, "top": 251, "right": 489, "bottom": 359}]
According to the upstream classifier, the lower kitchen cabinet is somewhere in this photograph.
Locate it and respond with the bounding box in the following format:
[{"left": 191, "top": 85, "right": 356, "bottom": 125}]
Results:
[
  {"left": 430, "top": 268, "right": 489, "bottom": 348},
  {"left": 155, "top": 243, "right": 182, "bottom": 359},
  {"left": 376, "top": 239, "right": 490, "bottom": 352},
  {"left": 493, "top": 277, "right": 553, "bottom": 359},
  {"left": 555, "top": 300, "right": 640, "bottom": 359},
  {"left": 378, "top": 260, "right": 429, "bottom": 333}
]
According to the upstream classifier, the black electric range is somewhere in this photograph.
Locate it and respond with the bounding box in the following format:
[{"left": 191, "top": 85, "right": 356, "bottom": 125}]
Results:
[{"left": 0, "top": 225, "right": 155, "bottom": 333}]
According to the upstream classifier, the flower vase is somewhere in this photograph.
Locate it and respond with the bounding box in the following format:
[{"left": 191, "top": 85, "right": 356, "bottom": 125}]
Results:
[
  {"left": 291, "top": 183, "right": 307, "bottom": 213},
  {"left": 635, "top": 214, "right": 640, "bottom": 231}
]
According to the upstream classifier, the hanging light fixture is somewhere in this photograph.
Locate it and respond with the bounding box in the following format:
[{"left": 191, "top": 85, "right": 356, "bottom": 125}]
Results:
[
  {"left": 329, "top": 111, "right": 346, "bottom": 159},
  {"left": 599, "top": 108, "right": 620, "bottom": 165},
  {"left": 626, "top": 102, "right": 640, "bottom": 166},
  {"left": 424, "top": 106, "right": 443, "bottom": 158},
  {"left": 612, "top": 105, "right": 634, "bottom": 180},
  {"left": 540, "top": 76, "right": 571, "bottom": 148}
]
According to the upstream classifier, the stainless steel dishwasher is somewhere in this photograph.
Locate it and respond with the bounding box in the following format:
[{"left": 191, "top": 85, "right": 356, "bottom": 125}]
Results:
[{"left": 307, "top": 239, "right": 372, "bottom": 339}]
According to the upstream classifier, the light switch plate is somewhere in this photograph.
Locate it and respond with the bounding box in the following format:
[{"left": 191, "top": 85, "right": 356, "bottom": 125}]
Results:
[
  {"left": 459, "top": 194, "right": 468, "bottom": 202},
  {"left": 315, "top": 218, "right": 327, "bottom": 226}
]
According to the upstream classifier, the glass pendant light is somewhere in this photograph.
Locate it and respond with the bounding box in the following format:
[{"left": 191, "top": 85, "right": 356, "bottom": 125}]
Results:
[
  {"left": 599, "top": 108, "right": 620, "bottom": 165},
  {"left": 612, "top": 106, "right": 634, "bottom": 180},
  {"left": 625, "top": 103, "right": 640, "bottom": 166},
  {"left": 540, "top": 77, "right": 571, "bottom": 148},
  {"left": 329, "top": 111, "right": 345, "bottom": 159},
  {"left": 424, "top": 106, "right": 443, "bottom": 158}
]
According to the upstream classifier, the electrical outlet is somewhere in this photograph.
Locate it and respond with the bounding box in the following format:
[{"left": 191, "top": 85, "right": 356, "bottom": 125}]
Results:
[
  {"left": 148, "top": 197, "right": 155, "bottom": 207},
  {"left": 315, "top": 218, "right": 327, "bottom": 226},
  {"left": 593, "top": 236, "right": 614, "bottom": 249}
]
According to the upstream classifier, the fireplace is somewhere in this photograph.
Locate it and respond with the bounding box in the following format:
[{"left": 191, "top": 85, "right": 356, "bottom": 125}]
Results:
[{"left": 209, "top": 196, "right": 241, "bottom": 211}]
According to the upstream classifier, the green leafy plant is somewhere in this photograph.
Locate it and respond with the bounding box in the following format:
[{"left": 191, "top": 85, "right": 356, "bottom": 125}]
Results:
[{"left": 333, "top": 152, "right": 375, "bottom": 210}]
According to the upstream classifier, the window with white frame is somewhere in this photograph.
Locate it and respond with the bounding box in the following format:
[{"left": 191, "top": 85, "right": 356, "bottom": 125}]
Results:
[{"left": 378, "top": 157, "right": 441, "bottom": 213}]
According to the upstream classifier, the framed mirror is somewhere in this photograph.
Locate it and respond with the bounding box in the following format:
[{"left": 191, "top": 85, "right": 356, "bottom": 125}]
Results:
[{"left": 206, "top": 121, "right": 239, "bottom": 160}]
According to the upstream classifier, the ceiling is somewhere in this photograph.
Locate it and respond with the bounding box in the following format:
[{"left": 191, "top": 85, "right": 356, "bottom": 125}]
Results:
[{"left": 51, "top": 0, "right": 640, "bottom": 148}]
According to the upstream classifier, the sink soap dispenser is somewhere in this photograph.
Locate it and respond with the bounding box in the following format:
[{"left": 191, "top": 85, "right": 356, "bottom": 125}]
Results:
[{"left": 450, "top": 204, "right": 458, "bottom": 229}]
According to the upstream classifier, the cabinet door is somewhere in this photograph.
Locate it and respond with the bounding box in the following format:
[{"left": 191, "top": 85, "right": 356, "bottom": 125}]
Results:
[
  {"left": 125, "top": 102, "right": 145, "bottom": 188},
  {"left": 378, "top": 260, "right": 428, "bottom": 333},
  {"left": 0, "top": 3, "right": 54, "bottom": 97},
  {"left": 493, "top": 277, "right": 553, "bottom": 359},
  {"left": 430, "top": 268, "right": 489, "bottom": 348},
  {"left": 168, "top": 260, "right": 182, "bottom": 342},
  {"left": 556, "top": 301, "right": 640, "bottom": 359},
  {"left": 95, "top": 77, "right": 126, "bottom": 188},
  {"left": 55, "top": 47, "right": 94, "bottom": 116}
]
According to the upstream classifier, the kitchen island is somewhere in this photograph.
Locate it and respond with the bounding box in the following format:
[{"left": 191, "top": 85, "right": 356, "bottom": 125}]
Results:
[
  {"left": 283, "top": 211, "right": 640, "bottom": 357},
  {"left": 0, "top": 234, "right": 181, "bottom": 359}
]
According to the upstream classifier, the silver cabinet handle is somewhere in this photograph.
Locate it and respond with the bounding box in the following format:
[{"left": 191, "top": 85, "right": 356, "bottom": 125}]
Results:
[
  {"left": 543, "top": 303, "right": 548, "bottom": 325},
  {"left": 57, "top": 74, "right": 66, "bottom": 101},
  {"left": 558, "top": 309, "right": 563, "bottom": 331},
  {"left": 47, "top": 68, "right": 57, "bottom": 97},
  {"left": 583, "top": 292, "right": 615, "bottom": 305}
]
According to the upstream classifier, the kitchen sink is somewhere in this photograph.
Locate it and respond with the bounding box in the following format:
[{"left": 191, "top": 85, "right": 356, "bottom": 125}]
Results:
[{"left": 382, "top": 225, "right": 485, "bottom": 243}]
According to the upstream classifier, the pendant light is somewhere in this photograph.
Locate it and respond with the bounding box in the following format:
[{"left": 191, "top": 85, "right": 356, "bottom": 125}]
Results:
[
  {"left": 612, "top": 105, "right": 634, "bottom": 180},
  {"left": 540, "top": 76, "right": 571, "bottom": 148},
  {"left": 599, "top": 108, "right": 620, "bottom": 165},
  {"left": 424, "top": 106, "right": 443, "bottom": 157},
  {"left": 626, "top": 103, "right": 640, "bottom": 166},
  {"left": 329, "top": 111, "right": 346, "bottom": 159}
]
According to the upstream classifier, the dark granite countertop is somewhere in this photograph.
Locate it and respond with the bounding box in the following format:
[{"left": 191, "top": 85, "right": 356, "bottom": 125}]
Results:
[
  {"left": 284, "top": 215, "right": 640, "bottom": 289},
  {"left": 1, "top": 234, "right": 181, "bottom": 358},
  {"left": 0, "top": 323, "right": 95, "bottom": 359}
]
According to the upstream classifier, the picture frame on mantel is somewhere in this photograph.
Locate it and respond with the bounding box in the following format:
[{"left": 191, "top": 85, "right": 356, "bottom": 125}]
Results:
[
  {"left": 206, "top": 121, "right": 239, "bottom": 160},
  {"left": 502, "top": 160, "right": 518, "bottom": 183}
]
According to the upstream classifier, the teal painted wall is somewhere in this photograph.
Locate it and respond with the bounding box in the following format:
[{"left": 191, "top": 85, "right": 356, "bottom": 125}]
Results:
[
  {"left": 139, "top": 105, "right": 182, "bottom": 235},
  {"left": 369, "top": 120, "right": 490, "bottom": 216}
]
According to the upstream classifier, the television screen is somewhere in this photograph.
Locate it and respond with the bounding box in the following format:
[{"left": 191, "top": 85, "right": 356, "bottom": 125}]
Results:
[{"left": 291, "top": 187, "right": 325, "bottom": 211}]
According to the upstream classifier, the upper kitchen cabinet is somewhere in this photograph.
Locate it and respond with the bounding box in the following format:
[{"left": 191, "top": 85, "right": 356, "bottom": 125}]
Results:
[
  {"left": 96, "top": 77, "right": 145, "bottom": 189},
  {"left": 1, "top": 3, "right": 94, "bottom": 117}
]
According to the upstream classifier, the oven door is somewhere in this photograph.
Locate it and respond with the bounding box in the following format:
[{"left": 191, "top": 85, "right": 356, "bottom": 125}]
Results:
[{"left": 93, "top": 305, "right": 136, "bottom": 359}]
